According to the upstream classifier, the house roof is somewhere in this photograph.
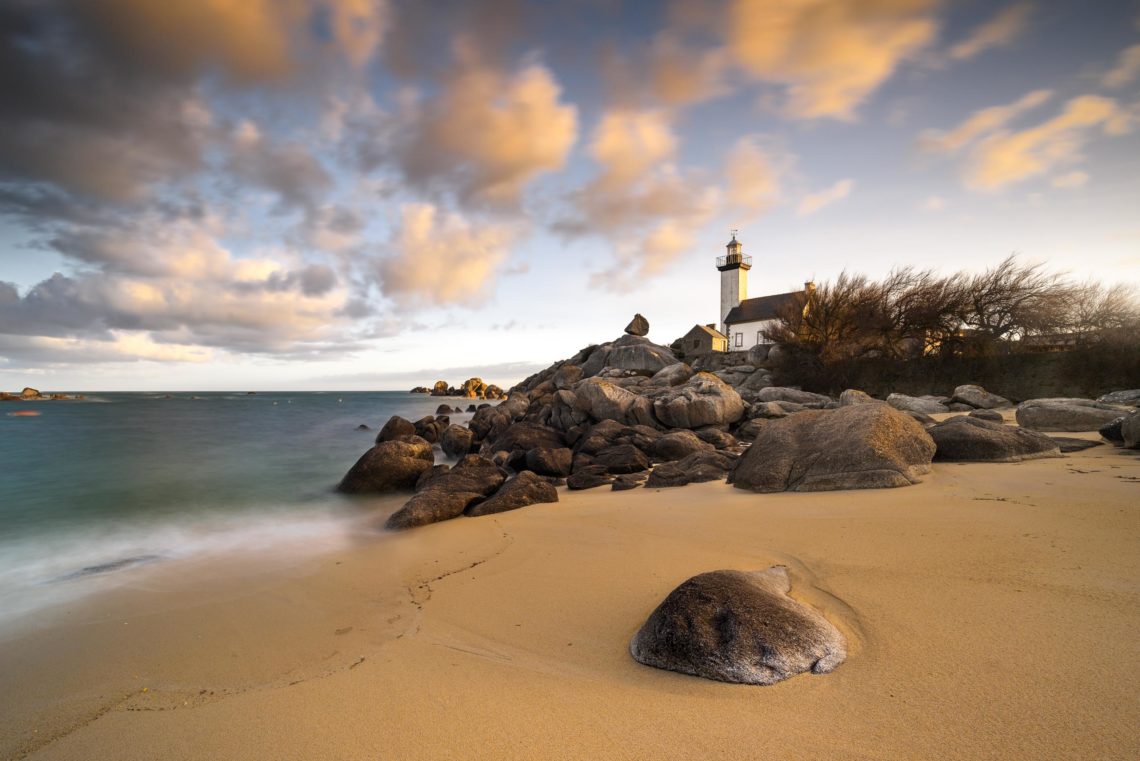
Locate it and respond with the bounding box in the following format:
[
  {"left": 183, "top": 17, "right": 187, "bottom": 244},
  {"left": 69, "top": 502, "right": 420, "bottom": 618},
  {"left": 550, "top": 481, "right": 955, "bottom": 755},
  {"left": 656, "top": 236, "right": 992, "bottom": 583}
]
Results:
[
  {"left": 684, "top": 324, "right": 727, "bottom": 341},
  {"left": 724, "top": 291, "right": 804, "bottom": 325}
]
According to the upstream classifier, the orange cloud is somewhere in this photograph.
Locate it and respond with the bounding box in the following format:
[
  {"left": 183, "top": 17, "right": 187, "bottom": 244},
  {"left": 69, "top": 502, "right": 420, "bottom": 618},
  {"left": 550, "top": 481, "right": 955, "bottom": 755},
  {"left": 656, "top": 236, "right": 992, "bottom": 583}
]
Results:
[
  {"left": 727, "top": 0, "right": 938, "bottom": 120},
  {"left": 964, "top": 95, "right": 1131, "bottom": 191},
  {"left": 398, "top": 52, "right": 578, "bottom": 207},
  {"left": 1103, "top": 44, "right": 1140, "bottom": 89},
  {"left": 797, "top": 179, "right": 854, "bottom": 215},
  {"left": 918, "top": 89, "right": 1052, "bottom": 153},
  {"left": 948, "top": 2, "right": 1032, "bottom": 60},
  {"left": 377, "top": 204, "right": 517, "bottom": 307},
  {"left": 725, "top": 136, "right": 785, "bottom": 214}
]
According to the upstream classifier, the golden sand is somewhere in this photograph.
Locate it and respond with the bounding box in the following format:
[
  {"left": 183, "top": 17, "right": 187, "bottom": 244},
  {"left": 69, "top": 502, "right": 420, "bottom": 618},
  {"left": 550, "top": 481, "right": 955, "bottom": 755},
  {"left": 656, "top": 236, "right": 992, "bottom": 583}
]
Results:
[{"left": 2, "top": 429, "right": 1138, "bottom": 760}]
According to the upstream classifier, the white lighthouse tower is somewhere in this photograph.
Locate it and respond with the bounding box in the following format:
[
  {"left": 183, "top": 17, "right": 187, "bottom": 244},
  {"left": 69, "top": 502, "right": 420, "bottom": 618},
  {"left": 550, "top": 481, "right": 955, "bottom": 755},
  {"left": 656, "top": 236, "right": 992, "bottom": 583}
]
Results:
[{"left": 717, "top": 231, "right": 751, "bottom": 336}]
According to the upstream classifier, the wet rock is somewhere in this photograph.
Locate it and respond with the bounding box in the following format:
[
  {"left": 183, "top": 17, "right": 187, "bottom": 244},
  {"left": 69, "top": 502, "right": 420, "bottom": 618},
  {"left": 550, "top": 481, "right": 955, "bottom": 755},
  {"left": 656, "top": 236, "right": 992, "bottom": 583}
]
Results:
[
  {"left": 355, "top": 424, "right": 371, "bottom": 431},
  {"left": 385, "top": 455, "right": 506, "bottom": 529},
  {"left": 731, "top": 404, "right": 935, "bottom": 493},
  {"left": 928, "top": 416, "right": 1061, "bottom": 462},
  {"left": 466, "top": 471, "right": 558, "bottom": 516},
  {"left": 1015, "top": 398, "right": 1127, "bottom": 432},
  {"left": 338, "top": 436, "right": 434, "bottom": 494},
  {"left": 630, "top": 567, "right": 846, "bottom": 685},
  {"left": 414, "top": 464, "right": 451, "bottom": 492},
  {"left": 436, "top": 404, "right": 453, "bottom": 415},
  {"left": 376, "top": 415, "right": 416, "bottom": 443},
  {"left": 440, "top": 425, "right": 476, "bottom": 458}
]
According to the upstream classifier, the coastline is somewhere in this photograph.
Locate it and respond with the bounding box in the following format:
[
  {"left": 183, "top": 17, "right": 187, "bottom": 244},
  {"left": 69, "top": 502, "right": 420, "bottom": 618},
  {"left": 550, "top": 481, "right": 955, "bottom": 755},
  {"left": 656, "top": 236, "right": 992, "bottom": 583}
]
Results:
[{"left": 3, "top": 432, "right": 1138, "bottom": 761}]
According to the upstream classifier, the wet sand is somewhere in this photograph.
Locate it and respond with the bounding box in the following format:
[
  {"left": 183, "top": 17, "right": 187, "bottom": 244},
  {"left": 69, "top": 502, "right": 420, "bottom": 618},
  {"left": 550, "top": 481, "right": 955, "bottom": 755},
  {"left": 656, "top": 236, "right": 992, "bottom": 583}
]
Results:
[{"left": 2, "top": 432, "right": 1138, "bottom": 760}]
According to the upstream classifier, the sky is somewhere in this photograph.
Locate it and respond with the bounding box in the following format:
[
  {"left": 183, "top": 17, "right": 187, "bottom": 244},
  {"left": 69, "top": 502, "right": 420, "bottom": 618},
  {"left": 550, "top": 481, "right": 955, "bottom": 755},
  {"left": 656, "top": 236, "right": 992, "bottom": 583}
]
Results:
[{"left": 1, "top": 0, "right": 1138, "bottom": 391}]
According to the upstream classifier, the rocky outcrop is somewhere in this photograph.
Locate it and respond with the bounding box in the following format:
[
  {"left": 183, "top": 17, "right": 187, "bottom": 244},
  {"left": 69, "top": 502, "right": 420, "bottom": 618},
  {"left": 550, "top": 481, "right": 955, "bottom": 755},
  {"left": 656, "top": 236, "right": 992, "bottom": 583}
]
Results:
[
  {"left": 624, "top": 313, "right": 649, "bottom": 337},
  {"left": 630, "top": 567, "right": 846, "bottom": 685},
  {"left": 754, "top": 387, "right": 832, "bottom": 407},
  {"left": 928, "top": 416, "right": 1061, "bottom": 462},
  {"left": 648, "top": 430, "right": 713, "bottom": 461},
  {"left": 606, "top": 335, "right": 678, "bottom": 376},
  {"left": 460, "top": 378, "right": 488, "bottom": 398},
  {"left": 1015, "top": 398, "right": 1127, "bottom": 432},
  {"left": 730, "top": 404, "right": 935, "bottom": 493},
  {"left": 431, "top": 380, "right": 451, "bottom": 396},
  {"left": 649, "top": 363, "right": 694, "bottom": 387},
  {"left": 338, "top": 436, "right": 434, "bottom": 494},
  {"left": 440, "top": 425, "right": 475, "bottom": 458},
  {"left": 466, "top": 471, "right": 558, "bottom": 516},
  {"left": 838, "top": 389, "right": 878, "bottom": 406},
  {"left": 886, "top": 393, "right": 950, "bottom": 414},
  {"left": 385, "top": 455, "right": 505, "bottom": 529},
  {"left": 652, "top": 373, "right": 744, "bottom": 429},
  {"left": 575, "top": 378, "right": 656, "bottom": 426},
  {"left": 645, "top": 450, "right": 735, "bottom": 488},
  {"left": 951, "top": 384, "right": 1010, "bottom": 409},
  {"left": 409, "top": 386, "right": 429, "bottom": 394},
  {"left": 20, "top": 387, "right": 41, "bottom": 399},
  {"left": 1097, "top": 389, "right": 1140, "bottom": 407},
  {"left": 1123, "top": 410, "right": 1140, "bottom": 449},
  {"left": 376, "top": 415, "right": 416, "bottom": 443},
  {"left": 524, "top": 447, "right": 574, "bottom": 477}
]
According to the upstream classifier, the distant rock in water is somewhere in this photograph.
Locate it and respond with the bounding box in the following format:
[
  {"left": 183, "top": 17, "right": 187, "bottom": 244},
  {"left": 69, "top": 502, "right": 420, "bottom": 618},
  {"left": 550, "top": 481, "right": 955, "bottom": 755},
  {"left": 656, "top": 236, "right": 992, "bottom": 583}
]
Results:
[
  {"left": 624, "top": 313, "right": 649, "bottom": 337},
  {"left": 53, "top": 554, "right": 164, "bottom": 582},
  {"left": 630, "top": 567, "right": 846, "bottom": 685},
  {"left": 355, "top": 424, "right": 371, "bottom": 431},
  {"left": 409, "top": 386, "right": 430, "bottom": 394}
]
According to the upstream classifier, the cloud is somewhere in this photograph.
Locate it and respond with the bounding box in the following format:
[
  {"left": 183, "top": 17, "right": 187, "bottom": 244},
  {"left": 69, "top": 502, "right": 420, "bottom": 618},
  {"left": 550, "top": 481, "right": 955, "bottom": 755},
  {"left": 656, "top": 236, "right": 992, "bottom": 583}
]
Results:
[
  {"left": 649, "top": 33, "right": 732, "bottom": 106},
  {"left": 396, "top": 49, "right": 578, "bottom": 208},
  {"left": 227, "top": 121, "right": 332, "bottom": 213},
  {"left": 1103, "top": 44, "right": 1140, "bottom": 89},
  {"left": 797, "top": 179, "right": 854, "bottom": 216},
  {"left": 558, "top": 108, "right": 720, "bottom": 291},
  {"left": 374, "top": 203, "right": 518, "bottom": 308},
  {"left": 918, "top": 89, "right": 1052, "bottom": 153},
  {"left": 1050, "top": 170, "right": 1089, "bottom": 189},
  {"left": 726, "top": 0, "right": 938, "bottom": 120},
  {"left": 963, "top": 95, "right": 1131, "bottom": 191},
  {"left": 724, "top": 136, "right": 786, "bottom": 214},
  {"left": 948, "top": 2, "right": 1032, "bottom": 60},
  {"left": 920, "top": 195, "right": 946, "bottom": 211}
]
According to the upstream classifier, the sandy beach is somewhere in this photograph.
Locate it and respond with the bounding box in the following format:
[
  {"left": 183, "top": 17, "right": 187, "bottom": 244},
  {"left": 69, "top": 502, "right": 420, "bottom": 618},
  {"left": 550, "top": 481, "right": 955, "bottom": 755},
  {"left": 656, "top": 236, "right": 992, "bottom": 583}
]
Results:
[{"left": 2, "top": 427, "right": 1138, "bottom": 761}]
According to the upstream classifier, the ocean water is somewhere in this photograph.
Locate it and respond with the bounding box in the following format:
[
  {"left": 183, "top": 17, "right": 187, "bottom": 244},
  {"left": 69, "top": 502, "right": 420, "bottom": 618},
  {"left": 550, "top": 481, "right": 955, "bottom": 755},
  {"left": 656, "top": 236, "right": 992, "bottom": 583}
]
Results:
[{"left": 0, "top": 391, "right": 468, "bottom": 626}]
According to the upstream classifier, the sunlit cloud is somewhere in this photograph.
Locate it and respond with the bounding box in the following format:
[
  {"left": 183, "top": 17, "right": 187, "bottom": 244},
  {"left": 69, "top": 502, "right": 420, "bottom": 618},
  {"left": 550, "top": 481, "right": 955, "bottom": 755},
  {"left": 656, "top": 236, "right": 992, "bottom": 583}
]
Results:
[
  {"left": 374, "top": 203, "right": 518, "bottom": 308},
  {"left": 1103, "top": 44, "right": 1140, "bottom": 89},
  {"left": 797, "top": 179, "right": 854, "bottom": 216},
  {"left": 918, "top": 89, "right": 1053, "bottom": 153},
  {"left": 1051, "top": 170, "right": 1089, "bottom": 188},
  {"left": 948, "top": 2, "right": 1033, "bottom": 60},
  {"left": 727, "top": 0, "right": 938, "bottom": 120}
]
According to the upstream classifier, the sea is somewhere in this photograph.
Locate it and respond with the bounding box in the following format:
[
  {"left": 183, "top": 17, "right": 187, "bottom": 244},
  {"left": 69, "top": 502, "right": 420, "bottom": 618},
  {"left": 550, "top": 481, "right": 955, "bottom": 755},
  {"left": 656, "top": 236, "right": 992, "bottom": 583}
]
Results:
[{"left": 0, "top": 391, "right": 467, "bottom": 628}]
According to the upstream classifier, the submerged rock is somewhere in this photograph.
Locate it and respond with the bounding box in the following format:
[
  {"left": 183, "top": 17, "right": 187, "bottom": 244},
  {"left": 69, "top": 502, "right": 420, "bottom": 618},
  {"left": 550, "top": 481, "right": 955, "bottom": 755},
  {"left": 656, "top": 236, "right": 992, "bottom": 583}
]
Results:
[
  {"left": 630, "top": 567, "right": 846, "bottom": 685},
  {"left": 730, "top": 404, "right": 935, "bottom": 493}
]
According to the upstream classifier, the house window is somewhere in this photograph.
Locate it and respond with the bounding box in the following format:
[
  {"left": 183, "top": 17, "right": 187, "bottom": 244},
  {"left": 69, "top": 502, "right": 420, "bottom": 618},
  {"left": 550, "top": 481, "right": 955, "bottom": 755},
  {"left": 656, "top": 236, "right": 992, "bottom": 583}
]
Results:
[{"left": 734, "top": 333, "right": 743, "bottom": 347}]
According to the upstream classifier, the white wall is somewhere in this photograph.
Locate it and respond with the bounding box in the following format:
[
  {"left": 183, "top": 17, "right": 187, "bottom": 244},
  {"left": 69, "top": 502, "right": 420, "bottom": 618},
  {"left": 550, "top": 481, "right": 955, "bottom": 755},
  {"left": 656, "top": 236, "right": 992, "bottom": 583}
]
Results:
[
  {"left": 719, "top": 267, "right": 748, "bottom": 335},
  {"left": 725, "top": 319, "right": 778, "bottom": 351}
]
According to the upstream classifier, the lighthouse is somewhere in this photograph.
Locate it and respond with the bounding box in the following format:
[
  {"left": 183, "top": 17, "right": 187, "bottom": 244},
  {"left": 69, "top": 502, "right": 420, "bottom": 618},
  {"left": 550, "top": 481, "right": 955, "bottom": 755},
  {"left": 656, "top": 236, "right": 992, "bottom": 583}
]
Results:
[{"left": 717, "top": 231, "right": 751, "bottom": 336}]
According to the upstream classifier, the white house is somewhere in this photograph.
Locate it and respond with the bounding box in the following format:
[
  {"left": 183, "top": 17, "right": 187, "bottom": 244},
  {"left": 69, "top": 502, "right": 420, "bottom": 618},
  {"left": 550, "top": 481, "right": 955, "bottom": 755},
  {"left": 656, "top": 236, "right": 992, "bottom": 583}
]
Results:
[{"left": 717, "top": 233, "right": 813, "bottom": 352}]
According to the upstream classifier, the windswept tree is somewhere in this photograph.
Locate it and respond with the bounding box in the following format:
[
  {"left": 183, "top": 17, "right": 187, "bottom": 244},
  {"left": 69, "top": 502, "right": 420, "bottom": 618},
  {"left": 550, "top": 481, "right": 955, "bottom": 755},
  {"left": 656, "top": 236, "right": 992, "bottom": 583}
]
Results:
[
  {"left": 956, "top": 255, "right": 1073, "bottom": 347},
  {"left": 1061, "top": 281, "right": 1139, "bottom": 343}
]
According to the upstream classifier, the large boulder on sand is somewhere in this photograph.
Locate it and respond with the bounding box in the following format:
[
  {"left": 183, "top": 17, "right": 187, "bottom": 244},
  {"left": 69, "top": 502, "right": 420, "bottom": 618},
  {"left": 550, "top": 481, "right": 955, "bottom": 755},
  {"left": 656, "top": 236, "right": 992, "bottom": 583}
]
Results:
[
  {"left": 886, "top": 393, "right": 950, "bottom": 414},
  {"left": 1015, "top": 398, "right": 1127, "bottom": 432},
  {"left": 653, "top": 373, "right": 744, "bottom": 429},
  {"left": 730, "top": 404, "right": 935, "bottom": 493},
  {"left": 466, "top": 471, "right": 558, "bottom": 516},
  {"left": 951, "top": 384, "right": 1010, "bottom": 409},
  {"left": 630, "top": 567, "right": 846, "bottom": 685},
  {"left": 1099, "top": 416, "right": 1125, "bottom": 445},
  {"left": 648, "top": 430, "right": 713, "bottom": 461},
  {"left": 338, "top": 436, "right": 434, "bottom": 494},
  {"left": 1123, "top": 410, "right": 1140, "bottom": 449},
  {"left": 624, "top": 313, "right": 649, "bottom": 337},
  {"left": 593, "top": 444, "right": 651, "bottom": 474},
  {"left": 385, "top": 455, "right": 505, "bottom": 529},
  {"left": 1097, "top": 390, "right": 1140, "bottom": 407},
  {"left": 928, "top": 416, "right": 1061, "bottom": 462}
]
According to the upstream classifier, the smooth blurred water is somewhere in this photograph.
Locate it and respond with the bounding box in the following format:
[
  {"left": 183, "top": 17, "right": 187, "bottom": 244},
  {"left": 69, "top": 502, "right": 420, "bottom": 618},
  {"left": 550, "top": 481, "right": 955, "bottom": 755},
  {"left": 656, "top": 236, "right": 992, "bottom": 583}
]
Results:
[{"left": 0, "top": 391, "right": 466, "bottom": 625}]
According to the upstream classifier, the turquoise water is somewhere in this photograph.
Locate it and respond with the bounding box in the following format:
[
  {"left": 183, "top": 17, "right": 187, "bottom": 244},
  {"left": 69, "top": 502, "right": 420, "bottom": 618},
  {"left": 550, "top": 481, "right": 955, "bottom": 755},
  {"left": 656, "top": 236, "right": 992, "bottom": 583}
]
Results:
[{"left": 0, "top": 391, "right": 466, "bottom": 624}]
